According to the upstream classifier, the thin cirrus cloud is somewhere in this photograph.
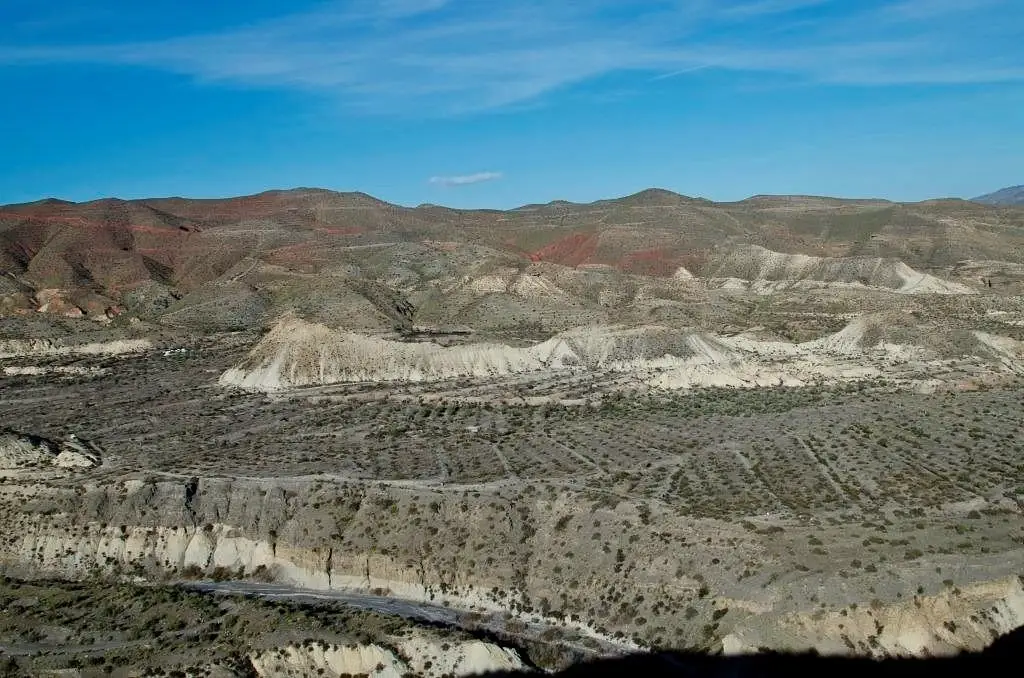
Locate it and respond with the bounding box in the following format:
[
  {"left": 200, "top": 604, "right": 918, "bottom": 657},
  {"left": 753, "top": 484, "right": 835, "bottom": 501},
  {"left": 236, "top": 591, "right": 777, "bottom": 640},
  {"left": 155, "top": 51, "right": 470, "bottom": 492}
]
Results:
[
  {"left": 428, "top": 172, "right": 502, "bottom": 187},
  {"left": 1, "top": 0, "right": 1022, "bottom": 114},
  {"left": 719, "top": 0, "right": 836, "bottom": 18}
]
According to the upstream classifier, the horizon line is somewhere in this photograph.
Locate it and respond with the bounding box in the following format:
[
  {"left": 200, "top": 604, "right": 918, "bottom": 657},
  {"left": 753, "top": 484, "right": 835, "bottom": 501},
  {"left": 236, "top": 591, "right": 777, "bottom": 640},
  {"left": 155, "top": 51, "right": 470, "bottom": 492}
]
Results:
[{"left": 1, "top": 185, "right": 1005, "bottom": 212}]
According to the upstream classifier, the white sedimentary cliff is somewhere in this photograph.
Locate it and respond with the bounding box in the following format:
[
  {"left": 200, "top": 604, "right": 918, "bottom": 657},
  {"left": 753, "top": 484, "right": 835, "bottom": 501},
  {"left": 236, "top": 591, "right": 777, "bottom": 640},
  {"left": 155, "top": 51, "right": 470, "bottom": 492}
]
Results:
[
  {"left": 2, "top": 476, "right": 1022, "bottom": 660},
  {"left": 705, "top": 245, "right": 975, "bottom": 295},
  {"left": 0, "top": 337, "right": 151, "bottom": 359},
  {"left": 0, "top": 431, "right": 101, "bottom": 470},
  {"left": 249, "top": 638, "right": 524, "bottom": 677},
  {"left": 218, "top": 315, "right": 1024, "bottom": 392},
  {"left": 724, "top": 577, "right": 1024, "bottom": 657}
]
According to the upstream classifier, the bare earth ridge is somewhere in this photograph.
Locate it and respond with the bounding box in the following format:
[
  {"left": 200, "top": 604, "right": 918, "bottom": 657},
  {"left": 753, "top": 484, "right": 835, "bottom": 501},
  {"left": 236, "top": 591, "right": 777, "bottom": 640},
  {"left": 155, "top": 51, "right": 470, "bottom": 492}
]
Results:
[{"left": 1, "top": 188, "right": 1023, "bottom": 675}]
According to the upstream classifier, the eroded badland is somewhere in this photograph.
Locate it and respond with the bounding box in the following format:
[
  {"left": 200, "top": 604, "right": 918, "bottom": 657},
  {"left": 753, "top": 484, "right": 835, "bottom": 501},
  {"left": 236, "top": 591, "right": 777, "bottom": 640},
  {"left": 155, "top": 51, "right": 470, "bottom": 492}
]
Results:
[{"left": 2, "top": 189, "right": 1023, "bottom": 675}]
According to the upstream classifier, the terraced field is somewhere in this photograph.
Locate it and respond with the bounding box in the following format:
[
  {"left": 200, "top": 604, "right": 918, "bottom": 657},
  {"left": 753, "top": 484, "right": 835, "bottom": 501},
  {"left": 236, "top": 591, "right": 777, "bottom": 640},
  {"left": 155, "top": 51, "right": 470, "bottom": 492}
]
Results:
[
  {"left": 3, "top": 186, "right": 1024, "bottom": 667},
  {"left": 3, "top": 338, "right": 1021, "bottom": 522}
]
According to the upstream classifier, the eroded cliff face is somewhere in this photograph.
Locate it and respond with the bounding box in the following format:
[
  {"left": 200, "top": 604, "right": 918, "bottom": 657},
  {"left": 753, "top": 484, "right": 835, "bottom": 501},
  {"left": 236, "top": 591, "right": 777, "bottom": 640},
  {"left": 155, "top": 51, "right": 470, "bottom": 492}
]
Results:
[
  {"left": 0, "top": 476, "right": 657, "bottom": 646},
  {"left": 248, "top": 637, "right": 523, "bottom": 677},
  {"left": 723, "top": 577, "right": 1024, "bottom": 657},
  {"left": 250, "top": 643, "right": 405, "bottom": 678},
  {"left": 0, "top": 475, "right": 1021, "bottom": 657}
]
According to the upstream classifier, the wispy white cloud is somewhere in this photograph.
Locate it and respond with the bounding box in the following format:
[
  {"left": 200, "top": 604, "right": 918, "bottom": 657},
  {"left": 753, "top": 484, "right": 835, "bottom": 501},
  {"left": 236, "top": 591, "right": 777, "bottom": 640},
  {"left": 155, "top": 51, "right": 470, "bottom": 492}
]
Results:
[
  {"left": 877, "top": 0, "right": 1007, "bottom": 21},
  {"left": 720, "top": 0, "right": 835, "bottom": 18},
  {"left": 1, "top": 0, "right": 1022, "bottom": 113},
  {"left": 368, "top": 0, "right": 453, "bottom": 20},
  {"left": 428, "top": 172, "right": 502, "bottom": 187}
]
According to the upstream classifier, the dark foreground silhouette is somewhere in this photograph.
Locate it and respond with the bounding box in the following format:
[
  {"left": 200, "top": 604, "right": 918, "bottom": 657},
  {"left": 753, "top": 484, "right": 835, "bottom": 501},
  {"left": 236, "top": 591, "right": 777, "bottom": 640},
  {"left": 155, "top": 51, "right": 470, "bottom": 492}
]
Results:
[{"left": 486, "top": 626, "right": 1024, "bottom": 677}]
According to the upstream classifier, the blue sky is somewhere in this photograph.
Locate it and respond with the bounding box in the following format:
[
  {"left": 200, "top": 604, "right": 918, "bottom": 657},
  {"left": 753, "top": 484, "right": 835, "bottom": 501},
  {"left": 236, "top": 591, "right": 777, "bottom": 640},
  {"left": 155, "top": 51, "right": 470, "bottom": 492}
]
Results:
[{"left": 1, "top": 0, "right": 1022, "bottom": 208}]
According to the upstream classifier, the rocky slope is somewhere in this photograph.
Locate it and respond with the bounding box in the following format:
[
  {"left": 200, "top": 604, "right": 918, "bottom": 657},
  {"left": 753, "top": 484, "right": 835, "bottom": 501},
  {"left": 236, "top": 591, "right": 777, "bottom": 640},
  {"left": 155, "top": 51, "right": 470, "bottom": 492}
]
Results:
[
  {"left": 703, "top": 245, "right": 974, "bottom": 294},
  {"left": 0, "top": 430, "right": 101, "bottom": 471},
  {"left": 973, "top": 185, "right": 1024, "bottom": 206},
  {"left": 0, "top": 336, "right": 150, "bottom": 359},
  {"left": 1, "top": 473, "right": 1022, "bottom": 658},
  {"left": 249, "top": 637, "right": 524, "bottom": 677},
  {"left": 724, "top": 577, "right": 1024, "bottom": 657},
  {"left": 4, "top": 186, "right": 1024, "bottom": 672},
  {"left": 4, "top": 188, "right": 1023, "bottom": 330},
  {"left": 218, "top": 313, "right": 1024, "bottom": 393},
  {"left": 0, "top": 576, "right": 528, "bottom": 676}
]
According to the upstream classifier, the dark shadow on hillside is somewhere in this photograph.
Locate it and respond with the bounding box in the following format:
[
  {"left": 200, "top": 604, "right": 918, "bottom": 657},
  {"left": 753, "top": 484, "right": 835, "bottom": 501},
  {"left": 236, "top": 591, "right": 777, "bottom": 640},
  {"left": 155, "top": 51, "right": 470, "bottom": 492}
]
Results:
[{"left": 484, "top": 625, "right": 1024, "bottom": 677}]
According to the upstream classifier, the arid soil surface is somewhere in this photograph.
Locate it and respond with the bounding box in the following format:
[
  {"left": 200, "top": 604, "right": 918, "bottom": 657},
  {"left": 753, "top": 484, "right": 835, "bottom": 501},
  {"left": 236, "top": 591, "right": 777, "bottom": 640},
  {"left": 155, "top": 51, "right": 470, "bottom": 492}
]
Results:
[{"left": 2, "top": 189, "right": 1023, "bottom": 675}]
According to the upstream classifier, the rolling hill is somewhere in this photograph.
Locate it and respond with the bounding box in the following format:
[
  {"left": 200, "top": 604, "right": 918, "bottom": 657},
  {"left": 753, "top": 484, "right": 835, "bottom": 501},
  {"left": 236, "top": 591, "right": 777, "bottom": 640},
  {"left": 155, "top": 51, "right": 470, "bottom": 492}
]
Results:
[
  {"left": 973, "top": 185, "right": 1024, "bottom": 206},
  {"left": 2, "top": 188, "right": 1024, "bottom": 333}
]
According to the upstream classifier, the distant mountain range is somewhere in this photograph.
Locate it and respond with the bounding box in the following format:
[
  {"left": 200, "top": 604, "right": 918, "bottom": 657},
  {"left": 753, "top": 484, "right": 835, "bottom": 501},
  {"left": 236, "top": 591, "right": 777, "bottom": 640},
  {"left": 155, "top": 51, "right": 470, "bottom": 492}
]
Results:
[
  {"left": 973, "top": 185, "right": 1024, "bottom": 206},
  {"left": 3, "top": 187, "right": 1024, "bottom": 330}
]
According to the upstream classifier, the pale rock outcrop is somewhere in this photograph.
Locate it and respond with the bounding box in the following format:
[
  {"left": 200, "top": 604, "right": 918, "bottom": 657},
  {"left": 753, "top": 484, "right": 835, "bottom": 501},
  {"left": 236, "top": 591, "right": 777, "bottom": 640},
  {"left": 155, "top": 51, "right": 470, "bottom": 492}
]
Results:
[
  {"left": 724, "top": 577, "right": 1024, "bottom": 657},
  {"left": 52, "top": 436, "right": 102, "bottom": 469},
  {"left": 398, "top": 636, "right": 525, "bottom": 676},
  {"left": 218, "top": 317, "right": 697, "bottom": 390},
  {"left": 219, "top": 315, "right": 1024, "bottom": 392},
  {"left": 0, "top": 431, "right": 57, "bottom": 468},
  {"left": 973, "top": 331, "right": 1024, "bottom": 373},
  {"left": 706, "top": 245, "right": 975, "bottom": 295},
  {"left": 249, "top": 637, "right": 524, "bottom": 678},
  {"left": 250, "top": 643, "right": 405, "bottom": 677},
  {"left": 0, "top": 337, "right": 151, "bottom": 359},
  {"left": 0, "top": 431, "right": 101, "bottom": 470},
  {"left": 2, "top": 365, "right": 106, "bottom": 377},
  {"left": 1, "top": 476, "right": 1021, "bottom": 660}
]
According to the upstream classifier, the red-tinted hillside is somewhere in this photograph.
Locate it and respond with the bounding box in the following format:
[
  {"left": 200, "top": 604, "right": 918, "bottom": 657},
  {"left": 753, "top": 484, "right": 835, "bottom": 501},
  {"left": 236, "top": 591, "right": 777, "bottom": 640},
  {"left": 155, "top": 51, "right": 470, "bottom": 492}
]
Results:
[{"left": 2, "top": 187, "right": 1023, "bottom": 322}]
